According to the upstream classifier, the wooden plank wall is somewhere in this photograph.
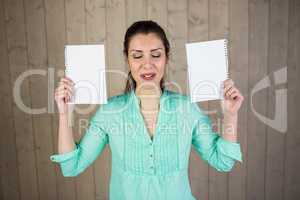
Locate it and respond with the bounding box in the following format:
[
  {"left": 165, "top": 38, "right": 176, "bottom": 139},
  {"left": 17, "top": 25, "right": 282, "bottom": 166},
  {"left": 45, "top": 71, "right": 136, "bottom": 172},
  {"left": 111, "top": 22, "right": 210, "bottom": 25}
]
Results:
[{"left": 0, "top": 0, "right": 299, "bottom": 200}]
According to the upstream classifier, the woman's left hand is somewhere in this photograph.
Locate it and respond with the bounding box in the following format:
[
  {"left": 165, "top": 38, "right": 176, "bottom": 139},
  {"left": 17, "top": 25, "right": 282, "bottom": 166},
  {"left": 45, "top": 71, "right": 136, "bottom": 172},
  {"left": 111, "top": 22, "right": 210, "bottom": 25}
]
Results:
[{"left": 222, "top": 79, "right": 244, "bottom": 117}]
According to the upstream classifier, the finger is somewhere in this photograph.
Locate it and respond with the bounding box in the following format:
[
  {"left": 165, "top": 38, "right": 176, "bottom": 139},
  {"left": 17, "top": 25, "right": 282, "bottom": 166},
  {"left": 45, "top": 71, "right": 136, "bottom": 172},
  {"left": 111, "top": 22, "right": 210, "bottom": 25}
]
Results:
[
  {"left": 230, "top": 91, "right": 244, "bottom": 101},
  {"left": 224, "top": 82, "right": 234, "bottom": 90},
  {"left": 55, "top": 89, "right": 72, "bottom": 100},
  {"left": 224, "top": 85, "right": 235, "bottom": 97},
  {"left": 56, "top": 88, "right": 72, "bottom": 97},
  {"left": 55, "top": 90, "right": 73, "bottom": 101},
  {"left": 224, "top": 82, "right": 233, "bottom": 91},
  {"left": 56, "top": 83, "right": 65, "bottom": 91},
  {"left": 61, "top": 76, "right": 73, "bottom": 83},
  {"left": 57, "top": 92, "right": 71, "bottom": 103},
  {"left": 234, "top": 93, "right": 244, "bottom": 101},
  {"left": 224, "top": 85, "right": 233, "bottom": 95},
  {"left": 229, "top": 90, "right": 238, "bottom": 100},
  {"left": 62, "top": 77, "right": 75, "bottom": 85},
  {"left": 63, "top": 76, "right": 73, "bottom": 81},
  {"left": 223, "top": 79, "right": 234, "bottom": 87},
  {"left": 58, "top": 79, "right": 74, "bottom": 91},
  {"left": 55, "top": 93, "right": 68, "bottom": 101},
  {"left": 59, "top": 79, "right": 75, "bottom": 89},
  {"left": 59, "top": 82, "right": 74, "bottom": 93},
  {"left": 226, "top": 87, "right": 237, "bottom": 97},
  {"left": 55, "top": 85, "right": 73, "bottom": 95},
  {"left": 59, "top": 77, "right": 75, "bottom": 88},
  {"left": 55, "top": 90, "right": 69, "bottom": 99},
  {"left": 56, "top": 94, "right": 70, "bottom": 103}
]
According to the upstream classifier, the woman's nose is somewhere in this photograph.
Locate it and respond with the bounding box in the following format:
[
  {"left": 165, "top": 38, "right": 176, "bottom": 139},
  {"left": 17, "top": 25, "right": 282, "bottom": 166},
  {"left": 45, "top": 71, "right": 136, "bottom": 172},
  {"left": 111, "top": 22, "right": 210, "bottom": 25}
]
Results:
[{"left": 142, "top": 55, "right": 153, "bottom": 68}]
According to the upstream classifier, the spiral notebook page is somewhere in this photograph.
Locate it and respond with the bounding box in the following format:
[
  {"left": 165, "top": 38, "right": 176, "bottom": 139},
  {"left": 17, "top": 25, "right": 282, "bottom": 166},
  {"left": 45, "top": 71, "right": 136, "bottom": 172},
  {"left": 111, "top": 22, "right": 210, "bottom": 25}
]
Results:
[
  {"left": 186, "top": 39, "right": 229, "bottom": 102},
  {"left": 65, "top": 44, "right": 107, "bottom": 104}
]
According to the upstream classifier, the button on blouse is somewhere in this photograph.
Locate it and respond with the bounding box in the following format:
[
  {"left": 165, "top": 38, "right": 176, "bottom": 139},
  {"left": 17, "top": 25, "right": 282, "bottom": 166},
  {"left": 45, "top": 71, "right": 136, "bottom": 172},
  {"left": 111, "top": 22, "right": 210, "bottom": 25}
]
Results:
[{"left": 50, "top": 89, "right": 243, "bottom": 200}]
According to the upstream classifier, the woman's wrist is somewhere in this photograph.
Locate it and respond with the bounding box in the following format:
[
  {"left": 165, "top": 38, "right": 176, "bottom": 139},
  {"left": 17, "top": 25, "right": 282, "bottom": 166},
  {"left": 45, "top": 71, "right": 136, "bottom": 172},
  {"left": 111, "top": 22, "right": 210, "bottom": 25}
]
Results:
[
  {"left": 224, "top": 111, "right": 238, "bottom": 120},
  {"left": 59, "top": 113, "right": 69, "bottom": 123},
  {"left": 222, "top": 112, "right": 238, "bottom": 142},
  {"left": 59, "top": 113, "right": 69, "bottom": 119}
]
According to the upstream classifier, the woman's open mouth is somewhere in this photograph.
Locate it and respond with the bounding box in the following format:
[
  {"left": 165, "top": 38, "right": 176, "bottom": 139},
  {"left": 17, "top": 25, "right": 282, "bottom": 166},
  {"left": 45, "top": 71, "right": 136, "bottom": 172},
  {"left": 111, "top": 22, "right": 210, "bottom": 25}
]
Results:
[{"left": 140, "top": 73, "right": 156, "bottom": 81}]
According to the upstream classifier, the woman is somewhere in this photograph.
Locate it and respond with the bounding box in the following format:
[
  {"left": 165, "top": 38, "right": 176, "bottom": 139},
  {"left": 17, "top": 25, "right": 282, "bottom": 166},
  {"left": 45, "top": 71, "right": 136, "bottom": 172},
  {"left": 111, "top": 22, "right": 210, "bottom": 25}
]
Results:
[{"left": 51, "top": 20, "right": 244, "bottom": 200}]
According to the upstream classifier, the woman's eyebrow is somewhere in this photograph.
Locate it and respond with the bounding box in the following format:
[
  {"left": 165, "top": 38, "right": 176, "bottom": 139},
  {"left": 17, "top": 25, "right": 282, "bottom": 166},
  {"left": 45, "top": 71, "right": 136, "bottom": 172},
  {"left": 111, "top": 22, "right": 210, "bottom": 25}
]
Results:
[
  {"left": 150, "top": 48, "right": 163, "bottom": 52},
  {"left": 129, "top": 48, "right": 163, "bottom": 53},
  {"left": 130, "top": 49, "right": 143, "bottom": 52}
]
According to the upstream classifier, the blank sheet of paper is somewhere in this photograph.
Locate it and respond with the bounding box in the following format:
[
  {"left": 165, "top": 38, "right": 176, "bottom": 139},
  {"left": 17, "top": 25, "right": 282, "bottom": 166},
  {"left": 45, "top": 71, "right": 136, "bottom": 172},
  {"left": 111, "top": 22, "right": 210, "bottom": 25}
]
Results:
[
  {"left": 65, "top": 44, "right": 107, "bottom": 104},
  {"left": 185, "top": 39, "right": 229, "bottom": 102},
  {"left": 65, "top": 44, "right": 105, "bottom": 68}
]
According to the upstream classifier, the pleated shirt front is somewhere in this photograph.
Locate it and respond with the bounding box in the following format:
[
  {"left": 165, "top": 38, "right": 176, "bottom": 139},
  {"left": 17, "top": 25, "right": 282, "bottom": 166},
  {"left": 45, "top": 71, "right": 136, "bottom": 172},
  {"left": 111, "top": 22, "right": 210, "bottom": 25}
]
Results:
[{"left": 50, "top": 89, "right": 243, "bottom": 200}]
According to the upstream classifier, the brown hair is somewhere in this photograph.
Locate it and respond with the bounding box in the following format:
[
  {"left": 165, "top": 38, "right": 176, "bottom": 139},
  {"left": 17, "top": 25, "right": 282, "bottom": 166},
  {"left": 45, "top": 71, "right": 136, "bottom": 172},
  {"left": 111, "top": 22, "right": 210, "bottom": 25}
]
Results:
[{"left": 123, "top": 20, "right": 170, "bottom": 93}]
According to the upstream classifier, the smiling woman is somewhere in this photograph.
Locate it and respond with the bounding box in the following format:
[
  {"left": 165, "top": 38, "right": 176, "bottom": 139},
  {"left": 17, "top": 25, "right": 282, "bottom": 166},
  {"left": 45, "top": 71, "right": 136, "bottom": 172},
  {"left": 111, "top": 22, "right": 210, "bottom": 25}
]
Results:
[{"left": 50, "top": 20, "right": 244, "bottom": 200}]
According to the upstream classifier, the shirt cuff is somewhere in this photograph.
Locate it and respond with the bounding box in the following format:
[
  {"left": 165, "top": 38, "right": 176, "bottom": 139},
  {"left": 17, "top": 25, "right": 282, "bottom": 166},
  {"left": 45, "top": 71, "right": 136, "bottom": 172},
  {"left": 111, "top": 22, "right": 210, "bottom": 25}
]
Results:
[
  {"left": 50, "top": 145, "right": 79, "bottom": 163},
  {"left": 217, "top": 137, "right": 243, "bottom": 163}
]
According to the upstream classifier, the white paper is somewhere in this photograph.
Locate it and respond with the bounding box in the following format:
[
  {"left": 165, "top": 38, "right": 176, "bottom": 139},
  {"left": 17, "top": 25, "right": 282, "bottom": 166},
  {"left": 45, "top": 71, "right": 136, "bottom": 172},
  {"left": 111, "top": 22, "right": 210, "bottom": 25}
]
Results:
[
  {"left": 64, "top": 44, "right": 107, "bottom": 104},
  {"left": 185, "top": 39, "right": 228, "bottom": 102},
  {"left": 65, "top": 44, "right": 105, "bottom": 68}
]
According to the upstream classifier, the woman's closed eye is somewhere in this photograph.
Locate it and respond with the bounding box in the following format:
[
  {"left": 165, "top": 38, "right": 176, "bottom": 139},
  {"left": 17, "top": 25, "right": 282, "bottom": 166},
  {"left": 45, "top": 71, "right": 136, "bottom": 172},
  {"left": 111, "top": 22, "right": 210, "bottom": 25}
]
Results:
[
  {"left": 132, "top": 53, "right": 143, "bottom": 59},
  {"left": 151, "top": 52, "right": 161, "bottom": 58},
  {"left": 132, "top": 53, "right": 161, "bottom": 59}
]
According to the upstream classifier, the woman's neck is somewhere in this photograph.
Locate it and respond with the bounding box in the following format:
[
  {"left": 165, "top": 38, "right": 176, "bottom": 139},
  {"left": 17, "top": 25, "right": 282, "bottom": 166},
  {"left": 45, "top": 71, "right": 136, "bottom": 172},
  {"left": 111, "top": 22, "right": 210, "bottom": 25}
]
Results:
[{"left": 135, "top": 86, "right": 161, "bottom": 112}]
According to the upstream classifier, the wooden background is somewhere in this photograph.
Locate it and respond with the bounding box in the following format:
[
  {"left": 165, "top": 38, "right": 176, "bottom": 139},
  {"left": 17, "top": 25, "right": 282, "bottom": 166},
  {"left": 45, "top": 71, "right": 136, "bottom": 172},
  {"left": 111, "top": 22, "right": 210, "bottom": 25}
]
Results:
[{"left": 0, "top": 0, "right": 299, "bottom": 200}]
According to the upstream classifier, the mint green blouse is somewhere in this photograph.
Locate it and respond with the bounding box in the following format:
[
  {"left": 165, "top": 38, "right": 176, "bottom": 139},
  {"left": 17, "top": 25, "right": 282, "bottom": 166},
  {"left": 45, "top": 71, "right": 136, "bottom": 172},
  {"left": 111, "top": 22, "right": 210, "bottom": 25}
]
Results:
[{"left": 50, "top": 89, "right": 242, "bottom": 200}]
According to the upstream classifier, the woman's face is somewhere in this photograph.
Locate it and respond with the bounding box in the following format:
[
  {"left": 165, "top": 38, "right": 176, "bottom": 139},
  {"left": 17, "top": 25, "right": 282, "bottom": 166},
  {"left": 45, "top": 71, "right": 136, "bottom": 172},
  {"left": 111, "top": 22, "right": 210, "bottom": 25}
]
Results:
[{"left": 127, "top": 33, "right": 167, "bottom": 90}]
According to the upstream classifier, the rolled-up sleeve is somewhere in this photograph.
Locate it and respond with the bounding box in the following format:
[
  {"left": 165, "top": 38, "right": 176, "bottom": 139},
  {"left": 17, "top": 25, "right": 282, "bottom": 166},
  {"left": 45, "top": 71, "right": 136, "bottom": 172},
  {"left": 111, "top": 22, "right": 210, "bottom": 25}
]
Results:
[
  {"left": 191, "top": 103, "right": 243, "bottom": 172},
  {"left": 50, "top": 107, "right": 109, "bottom": 177}
]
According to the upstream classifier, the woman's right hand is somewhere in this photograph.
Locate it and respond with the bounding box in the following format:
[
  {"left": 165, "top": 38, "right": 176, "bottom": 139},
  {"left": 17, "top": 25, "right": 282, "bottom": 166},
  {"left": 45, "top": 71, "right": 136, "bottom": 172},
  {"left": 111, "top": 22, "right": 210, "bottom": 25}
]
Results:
[{"left": 54, "top": 77, "right": 75, "bottom": 115}]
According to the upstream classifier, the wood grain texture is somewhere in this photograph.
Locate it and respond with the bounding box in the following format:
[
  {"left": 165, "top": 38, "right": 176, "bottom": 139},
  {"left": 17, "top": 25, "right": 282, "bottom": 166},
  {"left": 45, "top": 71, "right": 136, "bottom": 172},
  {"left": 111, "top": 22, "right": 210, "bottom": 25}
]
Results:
[
  {"left": 247, "top": 0, "right": 269, "bottom": 199},
  {"left": 106, "top": 0, "right": 126, "bottom": 96},
  {"left": 266, "top": 0, "right": 289, "bottom": 200},
  {"left": 44, "top": 0, "right": 77, "bottom": 199},
  {"left": 126, "top": 0, "right": 147, "bottom": 26},
  {"left": 65, "top": 0, "right": 96, "bottom": 200},
  {"left": 0, "top": 0, "right": 20, "bottom": 199},
  {"left": 23, "top": 0, "right": 58, "bottom": 199},
  {"left": 4, "top": 0, "right": 39, "bottom": 199},
  {"left": 228, "top": 0, "right": 248, "bottom": 200},
  {"left": 208, "top": 0, "right": 229, "bottom": 200},
  {"left": 0, "top": 0, "right": 299, "bottom": 199},
  {"left": 167, "top": 0, "right": 188, "bottom": 93},
  {"left": 147, "top": 0, "right": 167, "bottom": 29},
  {"left": 285, "top": 0, "right": 300, "bottom": 199},
  {"left": 85, "top": 0, "right": 110, "bottom": 199},
  {"left": 187, "top": 0, "right": 209, "bottom": 199}
]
